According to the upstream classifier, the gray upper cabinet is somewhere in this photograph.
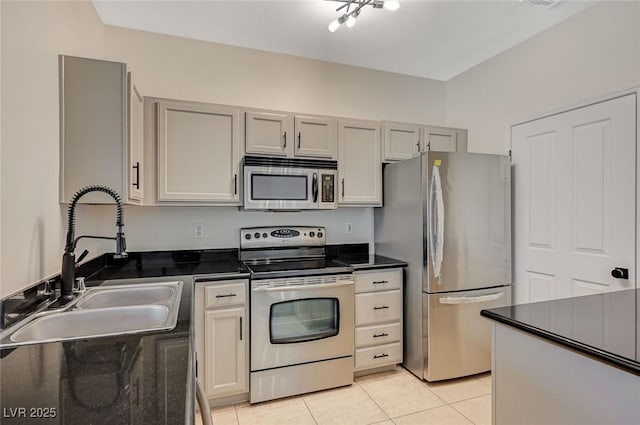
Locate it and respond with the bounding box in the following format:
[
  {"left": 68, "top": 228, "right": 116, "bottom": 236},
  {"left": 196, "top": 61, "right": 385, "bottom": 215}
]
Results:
[
  {"left": 338, "top": 119, "right": 382, "bottom": 206},
  {"left": 244, "top": 109, "right": 337, "bottom": 159},
  {"left": 382, "top": 121, "right": 421, "bottom": 161},
  {"left": 245, "top": 111, "right": 291, "bottom": 156},
  {"left": 59, "top": 55, "right": 144, "bottom": 204},
  {"left": 382, "top": 121, "right": 468, "bottom": 162},
  {"left": 156, "top": 100, "right": 241, "bottom": 204}
]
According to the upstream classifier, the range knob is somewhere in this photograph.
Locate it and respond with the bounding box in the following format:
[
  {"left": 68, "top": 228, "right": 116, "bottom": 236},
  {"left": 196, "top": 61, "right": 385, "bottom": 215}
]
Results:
[
  {"left": 317, "top": 232, "right": 323, "bottom": 238},
  {"left": 309, "top": 231, "right": 315, "bottom": 237},
  {"left": 262, "top": 233, "right": 268, "bottom": 238},
  {"left": 254, "top": 232, "right": 261, "bottom": 239},
  {"left": 244, "top": 234, "right": 251, "bottom": 240}
]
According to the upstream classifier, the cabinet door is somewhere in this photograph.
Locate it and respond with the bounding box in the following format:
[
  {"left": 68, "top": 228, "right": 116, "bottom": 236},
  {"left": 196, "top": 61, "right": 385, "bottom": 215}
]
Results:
[
  {"left": 157, "top": 101, "right": 240, "bottom": 203},
  {"left": 127, "top": 73, "right": 144, "bottom": 202},
  {"left": 245, "top": 111, "right": 292, "bottom": 156},
  {"left": 204, "top": 307, "right": 247, "bottom": 398},
  {"left": 338, "top": 119, "right": 382, "bottom": 206},
  {"left": 382, "top": 121, "right": 421, "bottom": 161},
  {"left": 294, "top": 115, "right": 336, "bottom": 159},
  {"left": 423, "top": 126, "right": 457, "bottom": 152}
]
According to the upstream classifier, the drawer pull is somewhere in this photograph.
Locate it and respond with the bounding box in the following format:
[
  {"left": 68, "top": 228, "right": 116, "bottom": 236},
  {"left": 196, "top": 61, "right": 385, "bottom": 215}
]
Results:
[
  {"left": 373, "top": 353, "right": 389, "bottom": 359},
  {"left": 373, "top": 333, "right": 389, "bottom": 338},
  {"left": 373, "top": 305, "right": 389, "bottom": 310},
  {"left": 372, "top": 280, "right": 389, "bottom": 284},
  {"left": 215, "top": 293, "right": 237, "bottom": 298}
]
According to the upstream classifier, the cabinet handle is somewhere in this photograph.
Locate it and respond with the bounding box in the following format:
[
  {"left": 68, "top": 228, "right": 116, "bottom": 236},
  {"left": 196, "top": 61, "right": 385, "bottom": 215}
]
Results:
[
  {"left": 132, "top": 162, "right": 140, "bottom": 189},
  {"left": 298, "top": 131, "right": 301, "bottom": 149},
  {"left": 373, "top": 333, "right": 389, "bottom": 338},
  {"left": 239, "top": 317, "right": 243, "bottom": 341},
  {"left": 427, "top": 142, "right": 431, "bottom": 151},
  {"left": 341, "top": 178, "right": 345, "bottom": 199},
  {"left": 283, "top": 131, "right": 287, "bottom": 148},
  {"left": 373, "top": 353, "right": 389, "bottom": 359},
  {"left": 372, "top": 280, "right": 388, "bottom": 285},
  {"left": 234, "top": 174, "right": 238, "bottom": 195},
  {"left": 215, "top": 293, "right": 237, "bottom": 298},
  {"left": 416, "top": 141, "right": 420, "bottom": 151},
  {"left": 373, "top": 305, "right": 389, "bottom": 310}
]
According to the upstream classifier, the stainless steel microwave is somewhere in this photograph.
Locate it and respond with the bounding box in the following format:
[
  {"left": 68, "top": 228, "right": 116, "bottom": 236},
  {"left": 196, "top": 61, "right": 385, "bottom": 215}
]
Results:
[{"left": 243, "top": 156, "right": 337, "bottom": 210}]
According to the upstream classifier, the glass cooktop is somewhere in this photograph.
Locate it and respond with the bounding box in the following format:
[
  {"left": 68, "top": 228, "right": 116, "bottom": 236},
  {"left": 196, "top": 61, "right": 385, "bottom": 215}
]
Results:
[{"left": 243, "top": 258, "right": 352, "bottom": 279}]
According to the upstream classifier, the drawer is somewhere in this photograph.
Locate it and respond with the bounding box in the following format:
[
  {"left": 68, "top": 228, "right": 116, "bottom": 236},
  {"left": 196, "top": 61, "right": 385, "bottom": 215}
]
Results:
[
  {"left": 204, "top": 281, "right": 246, "bottom": 308},
  {"left": 355, "top": 343, "right": 402, "bottom": 371},
  {"left": 355, "top": 269, "right": 402, "bottom": 293},
  {"left": 355, "top": 322, "right": 401, "bottom": 348},
  {"left": 356, "top": 290, "right": 402, "bottom": 326}
]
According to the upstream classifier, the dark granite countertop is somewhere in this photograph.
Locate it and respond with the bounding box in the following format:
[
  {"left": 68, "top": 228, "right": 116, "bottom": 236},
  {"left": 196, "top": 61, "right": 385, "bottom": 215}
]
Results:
[
  {"left": 327, "top": 243, "right": 407, "bottom": 270},
  {"left": 481, "top": 289, "right": 640, "bottom": 375},
  {"left": 0, "top": 249, "right": 249, "bottom": 425}
]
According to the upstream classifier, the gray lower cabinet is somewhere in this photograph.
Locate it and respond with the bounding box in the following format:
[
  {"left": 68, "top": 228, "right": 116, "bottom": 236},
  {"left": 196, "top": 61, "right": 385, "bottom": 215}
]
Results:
[
  {"left": 59, "top": 55, "right": 144, "bottom": 204},
  {"left": 195, "top": 279, "right": 249, "bottom": 401},
  {"left": 354, "top": 269, "right": 404, "bottom": 372}
]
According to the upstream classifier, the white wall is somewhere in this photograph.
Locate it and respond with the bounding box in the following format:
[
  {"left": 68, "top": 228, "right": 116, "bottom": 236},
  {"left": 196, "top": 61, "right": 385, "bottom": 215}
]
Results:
[
  {"left": 446, "top": 1, "right": 640, "bottom": 155},
  {"left": 0, "top": 1, "right": 105, "bottom": 298},
  {"left": 95, "top": 26, "right": 445, "bottom": 253}
]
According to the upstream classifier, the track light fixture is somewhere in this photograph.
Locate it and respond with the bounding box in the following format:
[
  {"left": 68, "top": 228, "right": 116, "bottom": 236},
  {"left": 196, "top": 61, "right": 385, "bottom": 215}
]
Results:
[{"left": 327, "top": 0, "right": 400, "bottom": 32}]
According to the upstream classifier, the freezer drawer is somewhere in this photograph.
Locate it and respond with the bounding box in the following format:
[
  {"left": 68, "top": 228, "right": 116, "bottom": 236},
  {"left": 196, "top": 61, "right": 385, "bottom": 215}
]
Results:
[{"left": 424, "top": 286, "right": 511, "bottom": 381}]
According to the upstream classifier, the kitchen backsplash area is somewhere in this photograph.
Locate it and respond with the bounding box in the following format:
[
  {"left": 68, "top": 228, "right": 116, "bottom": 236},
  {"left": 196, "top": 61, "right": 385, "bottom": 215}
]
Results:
[{"left": 81, "top": 205, "right": 374, "bottom": 253}]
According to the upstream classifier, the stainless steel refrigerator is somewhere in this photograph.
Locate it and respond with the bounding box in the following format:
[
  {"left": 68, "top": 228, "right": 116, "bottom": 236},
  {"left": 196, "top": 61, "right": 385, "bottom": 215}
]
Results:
[{"left": 375, "top": 151, "right": 512, "bottom": 381}]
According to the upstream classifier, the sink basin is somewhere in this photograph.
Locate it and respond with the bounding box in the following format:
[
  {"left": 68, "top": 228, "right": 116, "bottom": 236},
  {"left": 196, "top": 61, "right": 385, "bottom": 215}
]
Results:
[
  {"left": 10, "top": 305, "right": 170, "bottom": 343},
  {"left": 0, "top": 281, "right": 183, "bottom": 348},
  {"left": 76, "top": 284, "right": 177, "bottom": 309}
]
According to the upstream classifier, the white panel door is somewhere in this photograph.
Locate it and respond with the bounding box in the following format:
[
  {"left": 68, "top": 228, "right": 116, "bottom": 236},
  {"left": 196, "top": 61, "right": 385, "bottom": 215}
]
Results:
[
  {"left": 338, "top": 119, "right": 382, "bottom": 206},
  {"left": 512, "top": 94, "right": 636, "bottom": 304},
  {"left": 157, "top": 101, "right": 240, "bottom": 203},
  {"left": 294, "top": 115, "right": 336, "bottom": 159}
]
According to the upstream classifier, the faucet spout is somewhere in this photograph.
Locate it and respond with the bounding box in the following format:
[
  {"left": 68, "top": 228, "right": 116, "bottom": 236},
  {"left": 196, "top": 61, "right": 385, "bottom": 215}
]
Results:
[{"left": 61, "top": 185, "right": 127, "bottom": 300}]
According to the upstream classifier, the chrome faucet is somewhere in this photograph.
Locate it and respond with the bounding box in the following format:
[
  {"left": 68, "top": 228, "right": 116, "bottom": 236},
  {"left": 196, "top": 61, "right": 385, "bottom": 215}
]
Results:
[{"left": 61, "top": 185, "right": 127, "bottom": 301}]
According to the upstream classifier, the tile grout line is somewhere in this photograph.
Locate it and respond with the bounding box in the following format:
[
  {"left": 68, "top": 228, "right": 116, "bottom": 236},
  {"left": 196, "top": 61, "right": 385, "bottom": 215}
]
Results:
[
  {"left": 300, "top": 395, "right": 319, "bottom": 425},
  {"left": 355, "top": 380, "right": 393, "bottom": 423},
  {"left": 449, "top": 402, "right": 479, "bottom": 425}
]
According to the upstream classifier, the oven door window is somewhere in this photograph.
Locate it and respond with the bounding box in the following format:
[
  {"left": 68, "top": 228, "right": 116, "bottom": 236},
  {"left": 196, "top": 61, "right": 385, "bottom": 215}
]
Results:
[
  {"left": 251, "top": 174, "right": 308, "bottom": 201},
  {"left": 270, "top": 298, "right": 339, "bottom": 344}
]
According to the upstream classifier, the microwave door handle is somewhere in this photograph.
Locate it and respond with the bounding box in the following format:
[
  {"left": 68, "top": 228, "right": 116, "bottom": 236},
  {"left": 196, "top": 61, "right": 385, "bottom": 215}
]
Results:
[{"left": 312, "top": 172, "right": 318, "bottom": 203}]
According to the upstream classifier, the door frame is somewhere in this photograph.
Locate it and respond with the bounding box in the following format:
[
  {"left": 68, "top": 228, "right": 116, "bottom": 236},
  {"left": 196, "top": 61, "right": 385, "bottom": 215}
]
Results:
[{"left": 508, "top": 86, "right": 640, "bottom": 295}]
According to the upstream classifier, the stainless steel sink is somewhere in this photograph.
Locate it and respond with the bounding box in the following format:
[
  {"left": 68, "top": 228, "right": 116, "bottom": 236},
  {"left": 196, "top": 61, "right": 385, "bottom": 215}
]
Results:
[
  {"left": 76, "top": 284, "right": 177, "bottom": 309},
  {"left": 0, "top": 281, "right": 183, "bottom": 348},
  {"left": 9, "top": 305, "right": 170, "bottom": 343}
]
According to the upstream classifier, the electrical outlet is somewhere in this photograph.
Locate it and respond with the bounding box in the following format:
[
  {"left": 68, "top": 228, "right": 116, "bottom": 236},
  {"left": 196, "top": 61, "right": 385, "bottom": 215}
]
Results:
[
  {"left": 193, "top": 223, "right": 205, "bottom": 239},
  {"left": 345, "top": 222, "right": 353, "bottom": 234}
]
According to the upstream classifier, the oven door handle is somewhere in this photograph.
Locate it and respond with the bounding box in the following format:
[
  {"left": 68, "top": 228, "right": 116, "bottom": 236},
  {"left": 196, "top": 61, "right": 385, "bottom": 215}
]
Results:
[{"left": 252, "top": 281, "right": 354, "bottom": 292}]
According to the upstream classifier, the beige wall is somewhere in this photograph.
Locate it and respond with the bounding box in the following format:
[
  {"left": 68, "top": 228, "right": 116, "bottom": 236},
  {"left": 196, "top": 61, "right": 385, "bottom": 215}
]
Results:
[
  {"left": 104, "top": 26, "right": 446, "bottom": 124},
  {"left": 446, "top": 1, "right": 640, "bottom": 155},
  {"left": 0, "top": 1, "right": 105, "bottom": 298}
]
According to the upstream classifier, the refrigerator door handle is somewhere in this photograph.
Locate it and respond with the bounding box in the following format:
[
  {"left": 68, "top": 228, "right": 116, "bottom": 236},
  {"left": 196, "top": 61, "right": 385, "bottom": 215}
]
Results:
[
  {"left": 429, "top": 164, "right": 445, "bottom": 278},
  {"left": 438, "top": 291, "right": 505, "bottom": 305}
]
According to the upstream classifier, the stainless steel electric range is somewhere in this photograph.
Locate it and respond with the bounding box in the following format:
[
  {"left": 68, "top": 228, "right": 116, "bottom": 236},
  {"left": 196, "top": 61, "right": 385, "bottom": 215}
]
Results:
[{"left": 240, "top": 226, "right": 355, "bottom": 403}]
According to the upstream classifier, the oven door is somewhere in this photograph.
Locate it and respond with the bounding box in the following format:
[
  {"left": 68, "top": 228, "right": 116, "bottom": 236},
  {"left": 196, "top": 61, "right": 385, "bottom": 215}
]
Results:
[
  {"left": 244, "top": 165, "right": 317, "bottom": 210},
  {"left": 250, "top": 276, "right": 355, "bottom": 371}
]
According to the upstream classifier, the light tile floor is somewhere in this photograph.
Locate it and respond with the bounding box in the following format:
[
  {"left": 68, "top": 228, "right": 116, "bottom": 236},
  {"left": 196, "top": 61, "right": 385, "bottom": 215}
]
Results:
[{"left": 197, "top": 367, "right": 492, "bottom": 425}]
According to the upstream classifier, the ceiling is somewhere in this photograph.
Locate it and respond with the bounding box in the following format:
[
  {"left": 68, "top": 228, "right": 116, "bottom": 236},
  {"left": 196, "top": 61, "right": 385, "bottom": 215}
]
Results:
[{"left": 92, "top": 0, "right": 595, "bottom": 81}]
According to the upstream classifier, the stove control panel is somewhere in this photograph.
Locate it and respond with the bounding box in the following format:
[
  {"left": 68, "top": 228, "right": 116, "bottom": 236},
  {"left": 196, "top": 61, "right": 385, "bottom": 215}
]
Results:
[{"left": 240, "top": 226, "right": 326, "bottom": 249}]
